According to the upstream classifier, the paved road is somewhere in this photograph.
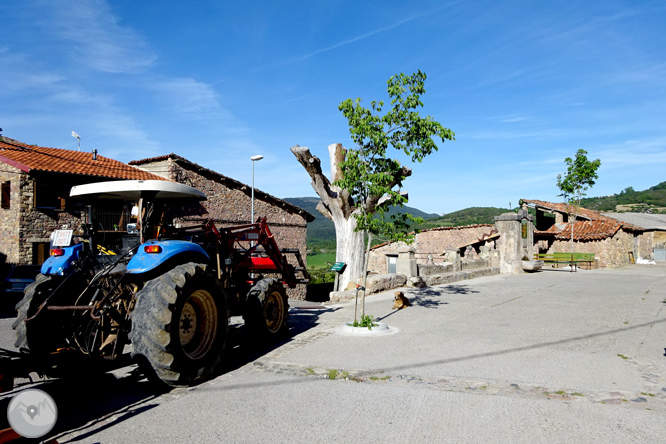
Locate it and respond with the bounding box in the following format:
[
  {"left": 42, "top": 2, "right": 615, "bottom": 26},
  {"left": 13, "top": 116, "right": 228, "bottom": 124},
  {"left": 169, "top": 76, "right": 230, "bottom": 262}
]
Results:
[{"left": 2, "top": 265, "right": 665, "bottom": 443}]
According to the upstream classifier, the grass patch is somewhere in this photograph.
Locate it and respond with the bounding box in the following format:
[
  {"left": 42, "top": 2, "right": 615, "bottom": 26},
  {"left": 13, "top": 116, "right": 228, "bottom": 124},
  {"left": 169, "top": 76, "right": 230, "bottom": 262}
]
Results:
[
  {"left": 327, "top": 369, "right": 339, "bottom": 379},
  {"left": 307, "top": 253, "right": 336, "bottom": 268},
  {"left": 571, "top": 392, "right": 584, "bottom": 397},
  {"left": 617, "top": 354, "right": 629, "bottom": 360}
]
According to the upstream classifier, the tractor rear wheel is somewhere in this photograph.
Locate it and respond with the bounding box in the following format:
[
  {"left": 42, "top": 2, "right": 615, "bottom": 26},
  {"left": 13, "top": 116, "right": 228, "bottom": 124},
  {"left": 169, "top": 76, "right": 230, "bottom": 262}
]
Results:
[
  {"left": 129, "top": 263, "right": 228, "bottom": 387},
  {"left": 244, "top": 278, "right": 289, "bottom": 339},
  {"left": 13, "top": 274, "right": 63, "bottom": 355}
]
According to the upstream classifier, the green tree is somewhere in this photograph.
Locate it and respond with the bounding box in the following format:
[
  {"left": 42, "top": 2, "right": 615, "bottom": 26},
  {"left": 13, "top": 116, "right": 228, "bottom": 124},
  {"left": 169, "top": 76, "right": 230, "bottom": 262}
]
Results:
[
  {"left": 556, "top": 149, "right": 601, "bottom": 265},
  {"left": 335, "top": 70, "right": 454, "bottom": 242},
  {"left": 291, "top": 71, "right": 454, "bottom": 305}
]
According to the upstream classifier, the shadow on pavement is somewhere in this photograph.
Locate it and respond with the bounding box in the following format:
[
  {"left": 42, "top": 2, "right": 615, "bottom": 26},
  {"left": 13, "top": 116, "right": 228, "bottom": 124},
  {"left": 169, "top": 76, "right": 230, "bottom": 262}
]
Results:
[
  {"left": 223, "top": 304, "right": 340, "bottom": 373},
  {"left": 0, "top": 302, "right": 338, "bottom": 442},
  {"left": 1, "top": 370, "right": 160, "bottom": 443}
]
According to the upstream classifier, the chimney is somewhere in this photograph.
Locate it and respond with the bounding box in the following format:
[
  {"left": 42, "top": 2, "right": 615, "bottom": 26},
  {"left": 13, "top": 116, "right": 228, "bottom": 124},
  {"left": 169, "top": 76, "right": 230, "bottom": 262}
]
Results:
[{"left": 92, "top": 149, "right": 98, "bottom": 161}]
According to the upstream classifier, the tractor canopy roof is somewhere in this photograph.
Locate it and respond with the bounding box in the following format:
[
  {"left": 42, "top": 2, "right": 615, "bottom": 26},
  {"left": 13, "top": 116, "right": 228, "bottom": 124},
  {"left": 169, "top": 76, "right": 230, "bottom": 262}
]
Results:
[{"left": 70, "top": 180, "right": 206, "bottom": 201}]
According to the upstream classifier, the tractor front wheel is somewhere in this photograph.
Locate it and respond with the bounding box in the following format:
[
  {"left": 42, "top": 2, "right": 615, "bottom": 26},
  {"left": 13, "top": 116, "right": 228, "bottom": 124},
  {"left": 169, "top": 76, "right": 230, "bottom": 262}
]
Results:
[
  {"left": 244, "top": 278, "right": 289, "bottom": 339},
  {"left": 129, "top": 263, "right": 227, "bottom": 387}
]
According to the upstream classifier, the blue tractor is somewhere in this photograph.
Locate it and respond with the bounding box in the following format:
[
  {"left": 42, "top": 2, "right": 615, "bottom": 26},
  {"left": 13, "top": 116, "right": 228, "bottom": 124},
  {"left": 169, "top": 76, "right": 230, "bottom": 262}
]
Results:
[{"left": 12, "top": 180, "right": 309, "bottom": 387}]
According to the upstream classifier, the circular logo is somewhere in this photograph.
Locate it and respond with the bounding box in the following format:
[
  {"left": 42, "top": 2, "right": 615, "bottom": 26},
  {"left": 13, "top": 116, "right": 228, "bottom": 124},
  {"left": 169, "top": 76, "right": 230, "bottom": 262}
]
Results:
[{"left": 7, "top": 389, "right": 58, "bottom": 438}]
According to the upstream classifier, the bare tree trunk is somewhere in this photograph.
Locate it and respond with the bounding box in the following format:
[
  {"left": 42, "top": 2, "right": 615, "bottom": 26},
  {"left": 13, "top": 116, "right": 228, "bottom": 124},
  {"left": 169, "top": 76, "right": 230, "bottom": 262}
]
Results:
[
  {"left": 291, "top": 144, "right": 364, "bottom": 290},
  {"left": 291, "top": 143, "right": 412, "bottom": 291},
  {"left": 332, "top": 211, "right": 365, "bottom": 290}
]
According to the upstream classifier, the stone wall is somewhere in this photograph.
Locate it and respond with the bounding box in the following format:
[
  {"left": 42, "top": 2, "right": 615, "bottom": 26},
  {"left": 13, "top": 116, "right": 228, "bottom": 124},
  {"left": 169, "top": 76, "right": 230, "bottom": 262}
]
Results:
[
  {"left": 0, "top": 169, "right": 85, "bottom": 265},
  {"left": 18, "top": 175, "right": 83, "bottom": 264},
  {"left": 546, "top": 229, "right": 659, "bottom": 267},
  {"left": 547, "top": 229, "right": 634, "bottom": 268},
  {"left": 637, "top": 232, "right": 654, "bottom": 260},
  {"left": 368, "top": 225, "right": 495, "bottom": 274},
  {"left": 141, "top": 158, "right": 309, "bottom": 299},
  {"left": 0, "top": 166, "right": 22, "bottom": 263}
]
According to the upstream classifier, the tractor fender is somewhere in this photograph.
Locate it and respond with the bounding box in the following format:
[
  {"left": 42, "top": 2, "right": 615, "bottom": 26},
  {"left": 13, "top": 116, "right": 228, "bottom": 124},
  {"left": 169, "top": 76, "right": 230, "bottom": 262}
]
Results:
[
  {"left": 127, "top": 240, "right": 210, "bottom": 274},
  {"left": 40, "top": 244, "right": 83, "bottom": 276}
]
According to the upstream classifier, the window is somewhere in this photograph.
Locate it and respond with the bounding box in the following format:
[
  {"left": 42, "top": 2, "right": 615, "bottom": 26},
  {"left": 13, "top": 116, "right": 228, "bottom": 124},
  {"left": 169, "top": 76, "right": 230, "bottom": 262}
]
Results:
[
  {"left": 1, "top": 181, "right": 10, "bottom": 209},
  {"left": 33, "top": 181, "right": 67, "bottom": 210}
]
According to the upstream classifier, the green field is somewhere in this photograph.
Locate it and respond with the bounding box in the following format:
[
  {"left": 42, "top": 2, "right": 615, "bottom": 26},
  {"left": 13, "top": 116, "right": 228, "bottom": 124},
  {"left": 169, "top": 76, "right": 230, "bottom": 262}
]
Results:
[{"left": 307, "top": 252, "right": 336, "bottom": 269}]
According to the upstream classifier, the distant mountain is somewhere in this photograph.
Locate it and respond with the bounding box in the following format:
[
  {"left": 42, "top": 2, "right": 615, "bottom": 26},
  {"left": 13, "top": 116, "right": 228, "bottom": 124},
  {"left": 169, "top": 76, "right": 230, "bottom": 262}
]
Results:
[
  {"left": 283, "top": 197, "right": 440, "bottom": 247},
  {"left": 581, "top": 181, "right": 666, "bottom": 213},
  {"left": 412, "top": 207, "right": 511, "bottom": 231}
]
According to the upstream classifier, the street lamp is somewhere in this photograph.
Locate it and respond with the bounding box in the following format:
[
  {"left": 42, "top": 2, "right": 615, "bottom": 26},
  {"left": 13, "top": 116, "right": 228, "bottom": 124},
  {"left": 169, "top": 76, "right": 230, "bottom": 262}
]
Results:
[{"left": 250, "top": 155, "right": 263, "bottom": 223}]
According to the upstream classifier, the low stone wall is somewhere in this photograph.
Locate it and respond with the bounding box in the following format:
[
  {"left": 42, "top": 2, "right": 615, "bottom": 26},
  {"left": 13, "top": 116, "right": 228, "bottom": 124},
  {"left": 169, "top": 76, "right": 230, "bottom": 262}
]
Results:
[
  {"left": 418, "top": 263, "right": 453, "bottom": 276},
  {"left": 423, "top": 267, "right": 499, "bottom": 286}
]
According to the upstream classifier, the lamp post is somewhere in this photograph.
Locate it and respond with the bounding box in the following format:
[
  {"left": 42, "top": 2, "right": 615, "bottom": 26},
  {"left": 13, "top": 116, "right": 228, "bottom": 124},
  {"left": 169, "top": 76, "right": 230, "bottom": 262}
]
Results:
[{"left": 250, "top": 155, "right": 263, "bottom": 223}]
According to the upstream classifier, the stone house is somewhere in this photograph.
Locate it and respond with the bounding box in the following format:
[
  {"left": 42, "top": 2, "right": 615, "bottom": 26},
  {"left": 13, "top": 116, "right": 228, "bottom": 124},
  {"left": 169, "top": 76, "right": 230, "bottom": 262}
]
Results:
[
  {"left": 129, "top": 154, "right": 315, "bottom": 298},
  {"left": 601, "top": 212, "right": 666, "bottom": 261},
  {"left": 368, "top": 224, "right": 497, "bottom": 274},
  {"left": 521, "top": 199, "right": 650, "bottom": 267},
  {"left": 0, "top": 136, "right": 166, "bottom": 265}
]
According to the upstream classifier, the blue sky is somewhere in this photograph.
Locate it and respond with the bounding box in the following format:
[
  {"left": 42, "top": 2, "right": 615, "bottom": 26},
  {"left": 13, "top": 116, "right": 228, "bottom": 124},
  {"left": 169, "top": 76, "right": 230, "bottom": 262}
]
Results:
[{"left": 1, "top": 0, "right": 665, "bottom": 214}]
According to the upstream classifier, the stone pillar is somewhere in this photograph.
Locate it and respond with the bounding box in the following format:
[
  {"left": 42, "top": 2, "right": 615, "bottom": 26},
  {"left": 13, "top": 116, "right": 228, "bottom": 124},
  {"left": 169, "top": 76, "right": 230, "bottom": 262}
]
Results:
[
  {"left": 442, "top": 249, "right": 461, "bottom": 271},
  {"left": 396, "top": 246, "right": 417, "bottom": 277},
  {"left": 495, "top": 209, "right": 535, "bottom": 274}
]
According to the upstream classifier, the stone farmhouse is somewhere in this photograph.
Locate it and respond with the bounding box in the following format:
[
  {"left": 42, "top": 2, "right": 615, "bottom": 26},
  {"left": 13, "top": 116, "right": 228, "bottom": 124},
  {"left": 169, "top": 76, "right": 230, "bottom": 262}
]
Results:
[
  {"left": 0, "top": 136, "right": 166, "bottom": 265},
  {"left": 522, "top": 199, "right": 657, "bottom": 267},
  {"left": 129, "top": 154, "right": 315, "bottom": 298},
  {"left": 601, "top": 212, "right": 666, "bottom": 261}
]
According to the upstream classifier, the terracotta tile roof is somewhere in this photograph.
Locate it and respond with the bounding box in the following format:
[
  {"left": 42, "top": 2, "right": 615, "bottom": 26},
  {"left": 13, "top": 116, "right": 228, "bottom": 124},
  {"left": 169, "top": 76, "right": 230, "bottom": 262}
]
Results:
[
  {"left": 0, "top": 137, "right": 167, "bottom": 181},
  {"left": 422, "top": 224, "right": 495, "bottom": 232},
  {"left": 524, "top": 198, "right": 643, "bottom": 241},
  {"left": 370, "top": 225, "right": 496, "bottom": 250},
  {"left": 521, "top": 199, "right": 602, "bottom": 221},
  {"left": 535, "top": 220, "right": 623, "bottom": 240}
]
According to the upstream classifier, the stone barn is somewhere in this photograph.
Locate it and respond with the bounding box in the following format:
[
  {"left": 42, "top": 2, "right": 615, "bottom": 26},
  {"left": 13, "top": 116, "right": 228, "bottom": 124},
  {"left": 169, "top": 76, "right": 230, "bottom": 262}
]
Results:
[
  {"left": 522, "top": 199, "right": 649, "bottom": 267},
  {"left": 0, "top": 136, "right": 166, "bottom": 265},
  {"left": 368, "top": 224, "right": 497, "bottom": 274},
  {"left": 129, "top": 154, "right": 315, "bottom": 299}
]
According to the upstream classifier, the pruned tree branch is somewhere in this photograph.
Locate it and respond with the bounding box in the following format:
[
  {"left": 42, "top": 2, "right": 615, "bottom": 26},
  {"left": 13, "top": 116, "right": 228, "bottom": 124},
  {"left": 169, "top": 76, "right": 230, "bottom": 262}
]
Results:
[{"left": 290, "top": 144, "right": 355, "bottom": 220}]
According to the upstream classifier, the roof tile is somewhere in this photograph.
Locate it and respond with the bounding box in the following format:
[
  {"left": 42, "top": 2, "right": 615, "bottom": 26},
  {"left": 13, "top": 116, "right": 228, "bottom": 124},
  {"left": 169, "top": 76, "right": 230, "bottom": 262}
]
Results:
[
  {"left": 0, "top": 138, "right": 167, "bottom": 181},
  {"left": 524, "top": 198, "right": 643, "bottom": 240}
]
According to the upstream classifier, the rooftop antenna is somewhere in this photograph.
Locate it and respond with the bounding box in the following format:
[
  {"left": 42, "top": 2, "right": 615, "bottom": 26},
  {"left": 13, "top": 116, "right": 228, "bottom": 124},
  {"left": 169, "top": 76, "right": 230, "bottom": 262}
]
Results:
[{"left": 71, "top": 131, "right": 81, "bottom": 151}]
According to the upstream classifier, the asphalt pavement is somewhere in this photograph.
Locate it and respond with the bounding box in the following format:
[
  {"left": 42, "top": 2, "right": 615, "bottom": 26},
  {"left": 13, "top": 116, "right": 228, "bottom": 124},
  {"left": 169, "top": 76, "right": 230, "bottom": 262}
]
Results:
[{"left": 1, "top": 264, "right": 666, "bottom": 443}]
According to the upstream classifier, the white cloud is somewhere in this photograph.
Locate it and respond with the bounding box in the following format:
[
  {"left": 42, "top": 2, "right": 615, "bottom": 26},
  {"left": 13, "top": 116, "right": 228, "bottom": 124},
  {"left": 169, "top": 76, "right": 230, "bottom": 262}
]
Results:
[
  {"left": 152, "top": 78, "right": 228, "bottom": 119},
  {"left": 596, "top": 138, "right": 666, "bottom": 167},
  {"left": 48, "top": 0, "right": 157, "bottom": 73}
]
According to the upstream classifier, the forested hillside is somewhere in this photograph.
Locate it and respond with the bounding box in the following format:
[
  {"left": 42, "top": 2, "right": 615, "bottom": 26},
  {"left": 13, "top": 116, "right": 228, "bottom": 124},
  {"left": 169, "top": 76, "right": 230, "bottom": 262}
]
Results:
[
  {"left": 581, "top": 182, "right": 666, "bottom": 212},
  {"left": 411, "top": 207, "right": 510, "bottom": 231}
]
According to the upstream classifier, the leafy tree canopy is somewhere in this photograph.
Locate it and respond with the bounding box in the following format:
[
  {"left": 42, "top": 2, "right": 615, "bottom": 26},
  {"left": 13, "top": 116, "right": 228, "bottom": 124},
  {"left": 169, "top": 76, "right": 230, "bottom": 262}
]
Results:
[
  {"left": 335, "top": 70, "right": 454, "bottom": 242},
  {"left": 556, "top": 149, "right": 601, "bottom": 212}
]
